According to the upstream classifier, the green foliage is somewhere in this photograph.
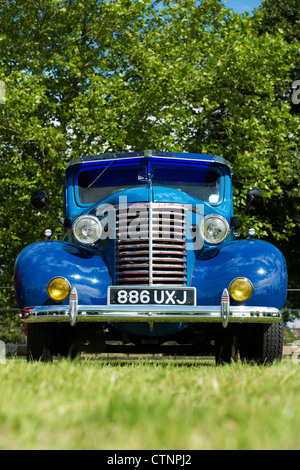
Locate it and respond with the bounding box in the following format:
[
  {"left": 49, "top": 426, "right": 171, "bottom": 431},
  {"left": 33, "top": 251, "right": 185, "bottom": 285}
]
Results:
[
  {"left": 0, "top": 0, "right": 299, "bottom": 319},
  {"left": 256, "top": 0, "right": 300, "bottom": 44}
]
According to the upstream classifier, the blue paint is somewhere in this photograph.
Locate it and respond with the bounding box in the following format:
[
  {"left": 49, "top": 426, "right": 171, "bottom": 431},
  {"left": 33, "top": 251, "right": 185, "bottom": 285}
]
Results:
[
  {"left": 192, "top": 239, "right": 287, "bottom": 309},
  {"left": 15, "top": 241, "right": 110, "bottom": 309},
  {"left": 14, "top": 151, "right": 287, "bottom": 340}
]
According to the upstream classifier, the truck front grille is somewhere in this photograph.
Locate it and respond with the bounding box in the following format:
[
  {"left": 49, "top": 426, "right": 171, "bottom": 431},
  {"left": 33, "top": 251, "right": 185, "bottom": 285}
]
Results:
[{"left": 116, "top": 204, "right": 187, "bottom": 285}]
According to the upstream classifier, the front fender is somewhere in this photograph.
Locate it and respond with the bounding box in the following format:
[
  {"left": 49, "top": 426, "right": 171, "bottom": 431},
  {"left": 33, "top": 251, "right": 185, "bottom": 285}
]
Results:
[
  {"left": 191, "top": 238, "right": 287, "bottom": 309},
  {"left": 14, "top": 241, "right": 111, "bottom": 308}
]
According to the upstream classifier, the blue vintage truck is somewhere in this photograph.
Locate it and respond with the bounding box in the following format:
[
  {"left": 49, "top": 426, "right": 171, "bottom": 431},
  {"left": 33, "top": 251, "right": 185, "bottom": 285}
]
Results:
[{"left": 14, "top": 151, "right": 287, "bottom": 363}]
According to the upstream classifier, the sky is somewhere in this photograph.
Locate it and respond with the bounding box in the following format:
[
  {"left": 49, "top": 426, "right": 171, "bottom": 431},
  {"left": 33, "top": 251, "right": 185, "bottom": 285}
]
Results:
[{"left": 224, "top": 0, "right": 262, "bottom": 14}]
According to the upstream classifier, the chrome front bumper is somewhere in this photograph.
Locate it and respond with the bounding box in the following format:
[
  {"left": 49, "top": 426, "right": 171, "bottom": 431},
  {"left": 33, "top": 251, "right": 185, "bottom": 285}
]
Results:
[{"left": 20, "top": 304, "right": 281, "bottom": 327}]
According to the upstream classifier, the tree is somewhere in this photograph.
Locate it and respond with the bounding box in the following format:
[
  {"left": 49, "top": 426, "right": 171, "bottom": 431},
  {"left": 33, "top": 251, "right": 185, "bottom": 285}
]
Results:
[
  {"left": 0, "top": 0, "right": 163, "bottom": 316},
  {"left": 0, "top": 0, "right": 299, "bottom": 324},
  {"left": 257, "top": 0, "right": 300, "bottom": 44},
  {"left": 254, "top": 0, "right": 300, "bottom": 316},
  {"left": 256, "top": 0, "right": 300, "bottom": 115}
]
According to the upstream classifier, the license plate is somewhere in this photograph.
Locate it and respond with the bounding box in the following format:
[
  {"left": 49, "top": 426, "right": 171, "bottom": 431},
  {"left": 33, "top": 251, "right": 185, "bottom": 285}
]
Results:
[{"left": 108, "top": 287, "right": 196, "bottom": 306}]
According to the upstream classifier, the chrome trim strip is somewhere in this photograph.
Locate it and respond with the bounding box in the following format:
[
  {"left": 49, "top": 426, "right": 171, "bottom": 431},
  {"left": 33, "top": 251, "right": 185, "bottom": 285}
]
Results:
[
  {"left": 69, "top": 287, "right": 78, "bottom": 326},
  {"left": 66, "top": 152, "right": 232, "bottom": 169},
  {"left": 221, "top": 288, "right": 230, "bottom": 328},
  {"left": 149, "top": 202, "right": 153, "bottom": 286},
  {"left": 116, "top": 203, "right": 187, "bottom": 286},
  {"left": 21, "top": 305, "right": 281, "bottom": 324}
]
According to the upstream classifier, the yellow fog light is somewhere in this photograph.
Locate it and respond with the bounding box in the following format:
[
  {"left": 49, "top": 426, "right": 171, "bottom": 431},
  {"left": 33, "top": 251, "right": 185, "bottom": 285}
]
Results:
[
  {"left": 229, "top": 277, "right": 253, "bottom": 302},
  {"left": 47, "top": 277, "right": 71, "bottom": 302}
]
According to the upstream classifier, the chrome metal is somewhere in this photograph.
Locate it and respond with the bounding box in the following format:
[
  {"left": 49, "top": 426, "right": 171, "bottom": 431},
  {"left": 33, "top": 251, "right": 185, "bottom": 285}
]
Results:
[
  {"left": 200, "top": 214, "right": 230, "bottom": 245},
  {"left": 21, "top": 305, "right": 282, "bottom": 324},
  {"left": 69, "top": 287, "right": 78, "bottom": 326},
  {"left": 72, "top": 215, "right": 102, "bottom": 245},
  {"left": 221, "top": 288, "right": 230, "bottom": 328},
  {"left": 66, "top": 151, "right": 232, "bottom": 170},
  {"left": 149, "top": 203, "right": 153, "bottom": 285},
  {"left": 248, "top": 228, "right": 256, "bottom": 238},
  {"left": 115, "top": 204, "right": 187, "bottom": 286}
]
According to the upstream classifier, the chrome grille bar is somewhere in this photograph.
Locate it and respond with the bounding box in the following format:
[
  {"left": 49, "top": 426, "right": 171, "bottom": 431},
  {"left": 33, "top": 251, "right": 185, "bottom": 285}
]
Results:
[{"left": 116, "top": 204, "right": 187, "bottom": 285}]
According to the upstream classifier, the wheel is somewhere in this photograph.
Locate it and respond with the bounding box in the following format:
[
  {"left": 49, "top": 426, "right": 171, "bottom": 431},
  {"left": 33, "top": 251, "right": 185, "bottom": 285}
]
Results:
[
  {"left": 27, "top": 323, "right": 56, "bottom": 362},
  {"left": 239, "top": 319, "right": 284, "bottom": 364}
]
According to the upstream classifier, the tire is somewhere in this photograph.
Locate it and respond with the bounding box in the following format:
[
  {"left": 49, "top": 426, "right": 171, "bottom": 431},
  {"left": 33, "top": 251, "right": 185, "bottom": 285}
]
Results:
[
  {"left": 240, "top": 319, "right": 284, "bottom": 365},
  {"left": 27, "top": 323, "right": 56, "bottom": 362}
]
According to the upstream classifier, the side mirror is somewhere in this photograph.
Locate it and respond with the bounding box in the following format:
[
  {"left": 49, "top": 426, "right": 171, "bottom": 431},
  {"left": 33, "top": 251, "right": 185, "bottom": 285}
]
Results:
[
  {"left": 31, "top": 190, "right": 65, "bottom": 227},
  {"left": 231, "top": 188, "right": 262, "bottom": 227},
  {"left": 246, "top": 187, "right": 262, "bottom": 206},
  {"left": 31, "top": 190, "right": 49, "bottom": 209}
]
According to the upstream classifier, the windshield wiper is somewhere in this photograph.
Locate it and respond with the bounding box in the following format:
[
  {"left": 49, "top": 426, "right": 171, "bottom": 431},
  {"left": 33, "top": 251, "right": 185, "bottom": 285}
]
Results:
[{"left": 87, "top": 160, "right": 115, "bottom": 189}]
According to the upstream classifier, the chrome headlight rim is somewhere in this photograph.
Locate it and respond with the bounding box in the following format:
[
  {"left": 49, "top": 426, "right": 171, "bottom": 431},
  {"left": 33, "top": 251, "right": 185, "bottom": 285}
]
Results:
[
  {"left": 200, "top": 214, "right": 230, "bottom": 245},
  {"left": 72, "top": 215, "right": 102, "bottom": 245}
]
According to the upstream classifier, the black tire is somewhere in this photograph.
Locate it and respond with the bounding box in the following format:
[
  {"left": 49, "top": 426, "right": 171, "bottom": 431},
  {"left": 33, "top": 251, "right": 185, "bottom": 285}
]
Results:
[
  {"left": 27, "top": 323, "right": 56, "bottom": 362},
  {"left": 239, "top": 319, "right": 284, "bottom": 364}
]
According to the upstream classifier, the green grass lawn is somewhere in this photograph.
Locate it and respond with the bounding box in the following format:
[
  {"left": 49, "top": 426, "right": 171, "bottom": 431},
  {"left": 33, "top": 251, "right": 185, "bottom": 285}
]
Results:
[{"left": 0, "top": 358, "right": 299, "bottom": 450}]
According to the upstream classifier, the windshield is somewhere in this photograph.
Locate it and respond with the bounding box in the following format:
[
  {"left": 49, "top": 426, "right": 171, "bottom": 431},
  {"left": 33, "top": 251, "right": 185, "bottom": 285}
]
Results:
[
  {"left": 76, "top": 159, "right": 221, "bottom": 204},
  {"left": 77, "top": 160, "right": 148, "bottom": 204},
  {"left": 151, "top": 162, "right": 220, "bottom": 203}
]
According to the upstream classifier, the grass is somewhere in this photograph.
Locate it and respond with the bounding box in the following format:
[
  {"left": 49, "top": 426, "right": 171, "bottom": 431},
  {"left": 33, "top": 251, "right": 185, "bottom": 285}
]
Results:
[{"left": 0, "top": 357, "right": 299, "bottom": 450}]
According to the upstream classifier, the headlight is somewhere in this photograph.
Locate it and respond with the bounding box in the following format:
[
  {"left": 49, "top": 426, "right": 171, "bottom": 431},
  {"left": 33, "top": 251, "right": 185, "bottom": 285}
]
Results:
[
  {"left": 73, "top": 215, "right": 102, "bottom": 245},
  {"left": 47, "top": 277, "right": 71, "bottom": 302},
  {"left": 200, "top": 215, "right": 229, "bottom": 244},
  {"left": 229, "top": 277, "right": 253, "bottom": 302}
]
